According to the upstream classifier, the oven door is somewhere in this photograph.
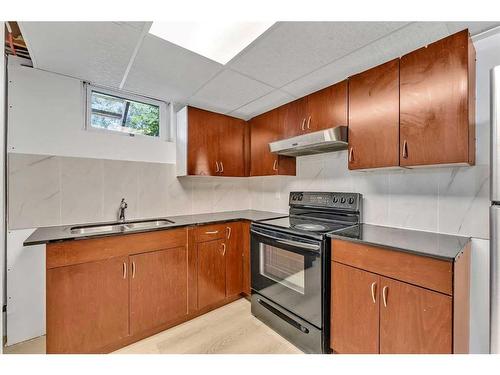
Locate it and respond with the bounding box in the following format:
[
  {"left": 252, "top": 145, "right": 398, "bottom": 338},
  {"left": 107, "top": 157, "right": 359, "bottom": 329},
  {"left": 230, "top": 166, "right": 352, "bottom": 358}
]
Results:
[{"left": 251, "top": 226, "right": 323, "bottom": 328}]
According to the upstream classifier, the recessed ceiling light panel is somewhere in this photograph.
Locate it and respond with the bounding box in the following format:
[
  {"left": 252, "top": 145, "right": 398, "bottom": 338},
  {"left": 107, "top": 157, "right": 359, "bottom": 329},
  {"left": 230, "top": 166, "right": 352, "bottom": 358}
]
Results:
[{"left": 149, "top": 21, "right": 274, "bottom": 65}]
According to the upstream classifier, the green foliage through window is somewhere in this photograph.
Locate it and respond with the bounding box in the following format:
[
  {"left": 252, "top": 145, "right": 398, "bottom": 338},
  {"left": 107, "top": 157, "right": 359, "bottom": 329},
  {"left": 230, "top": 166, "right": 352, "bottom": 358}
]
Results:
[{"left": 89, "top": 90, "right": 160, "bottom": 137}]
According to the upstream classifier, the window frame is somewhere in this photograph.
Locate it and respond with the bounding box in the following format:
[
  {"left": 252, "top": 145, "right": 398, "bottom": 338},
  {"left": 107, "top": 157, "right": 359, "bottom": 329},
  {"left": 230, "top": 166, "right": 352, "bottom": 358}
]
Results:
[{"left": 85, "top": 84, "right": 167, "bottom": 140}]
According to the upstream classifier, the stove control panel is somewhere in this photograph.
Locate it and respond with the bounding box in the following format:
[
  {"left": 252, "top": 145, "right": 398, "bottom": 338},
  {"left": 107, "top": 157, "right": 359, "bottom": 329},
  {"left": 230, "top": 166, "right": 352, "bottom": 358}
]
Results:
[{"left": 290, "top": 192, "right": 362, "bottom": 211}]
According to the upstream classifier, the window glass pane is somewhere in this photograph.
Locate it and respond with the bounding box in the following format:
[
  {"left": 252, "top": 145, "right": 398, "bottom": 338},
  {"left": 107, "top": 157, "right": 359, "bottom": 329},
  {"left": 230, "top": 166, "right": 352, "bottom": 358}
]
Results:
[{"left": 89, "top": 90, "right": 160, "bottom": 137}]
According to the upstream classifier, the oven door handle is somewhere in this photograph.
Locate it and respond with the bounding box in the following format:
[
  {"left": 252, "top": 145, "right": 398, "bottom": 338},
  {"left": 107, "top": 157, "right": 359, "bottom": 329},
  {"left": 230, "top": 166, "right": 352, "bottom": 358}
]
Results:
[
  {"left": 276, "top": 239, "right": 320, "bottom": 251},
  {"left": 251, "top": 229, "right": 321, "bottom": 251}
]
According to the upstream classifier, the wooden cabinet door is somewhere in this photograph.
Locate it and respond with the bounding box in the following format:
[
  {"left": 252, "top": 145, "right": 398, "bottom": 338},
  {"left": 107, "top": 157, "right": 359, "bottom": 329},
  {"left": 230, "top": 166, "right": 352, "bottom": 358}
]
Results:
[
  {"left": 279, "top": 97, "right": 308, "bottom": 138},
  {"left": 348, "top": 59, "right": 400, "bottom": 170},
  {"left": 197, "top": 238, "right": 227, "bottom": 309},
  {"left": 187, "top": 107, "right": 220, "bottom": 176},
  {"left": 241, "top": 221, "right": 251, "bottom": 296},
  {"left": 249, "top": 109, "right": 280, "bottom": 176},
  {"left": 219, "top": 116, "right": 247, "bottom": 177},
  {"left": 307, "top": 80, "right": 348, "bottom": 133},
  {"left": 331, "top": 262, "right": 380, "bottom": 354},
  {"left": 129, "top": 247, "right": 188, "bottom": 335},
  {"left": 46, "top": 256, "right": 129, "bottom": 354},
  {"left": 379, "top": 277, "right": 452, "bottom": 354},
  {"left": 225, "top": 222, "right": 243, "bottom": 297},
  {"left": 400, "top": 30, "right": 475, "bottom": 167}
]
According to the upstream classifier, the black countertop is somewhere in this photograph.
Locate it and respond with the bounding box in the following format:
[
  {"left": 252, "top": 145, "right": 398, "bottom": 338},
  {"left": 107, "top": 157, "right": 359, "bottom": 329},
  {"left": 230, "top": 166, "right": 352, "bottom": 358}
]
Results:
[
  {"left": 23, "top": 210, "right": 287, "bottom": 246},
  {"left": 327, "top": 223, "right": 470, "bottom": 261}
]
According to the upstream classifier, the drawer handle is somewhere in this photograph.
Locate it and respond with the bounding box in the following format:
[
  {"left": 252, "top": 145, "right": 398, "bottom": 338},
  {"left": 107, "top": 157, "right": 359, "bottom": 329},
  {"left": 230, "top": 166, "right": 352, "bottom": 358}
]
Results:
[
  {"left": 205, "top": 230, "right": 219, "bottom": 234},
  {"left": 370, "top": 282, "right": 377, "bottom": 304},
  {"left": 382, "top": 286, "right": 388, "bottom": 307},
  {"left": 122, "top": 262, "right": 127, "bottom": 279}
]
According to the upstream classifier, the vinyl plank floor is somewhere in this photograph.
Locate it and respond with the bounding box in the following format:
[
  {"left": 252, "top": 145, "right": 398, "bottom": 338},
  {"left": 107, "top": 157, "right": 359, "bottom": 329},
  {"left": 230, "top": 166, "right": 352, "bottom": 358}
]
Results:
[{"left": 3, "top": 299, "right": 303, "bottom": 354}]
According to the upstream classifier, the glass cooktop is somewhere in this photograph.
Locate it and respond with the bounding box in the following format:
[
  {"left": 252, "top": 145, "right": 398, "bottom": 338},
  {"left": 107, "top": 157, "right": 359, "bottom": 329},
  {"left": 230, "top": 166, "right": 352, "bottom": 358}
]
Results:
[{"left": 258, "top": 216, "right": 353, "bottom": 235}]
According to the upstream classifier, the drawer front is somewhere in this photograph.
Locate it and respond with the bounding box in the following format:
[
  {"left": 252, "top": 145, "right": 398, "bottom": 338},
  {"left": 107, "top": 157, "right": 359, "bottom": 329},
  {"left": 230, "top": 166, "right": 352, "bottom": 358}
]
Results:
[
  {"left": 331, "top": 239, "right": 453, "bottom": 295},
  {"left": 192, "top": 223, "right": 229, "bottom": 242},
  {"left": 47, "top": 227, "right": 188, "bottom": 269}
]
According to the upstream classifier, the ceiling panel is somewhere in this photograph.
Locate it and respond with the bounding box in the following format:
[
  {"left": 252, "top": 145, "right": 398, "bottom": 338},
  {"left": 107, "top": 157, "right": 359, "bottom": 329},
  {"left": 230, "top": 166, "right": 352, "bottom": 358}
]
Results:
[
  {"left": 228, "top": 21, "right": 409, "bottom": 88},
  {"left": 19, "top": 22, "right": 147, "bottom": 87},
  {"left": 188, "top": 69, "right": 274, "bottom": 115},
  {"left": 281, "top": 22, "right": 452, "bottom": 98},
  {"left": 446, "top": 22, "right": 500, "bottom": 36},
  {"left": 123, "top": 35, "right": 223, "bottom": 102},
  {"left": 229, "top": 89, "right": 296, "bottom": 120}
]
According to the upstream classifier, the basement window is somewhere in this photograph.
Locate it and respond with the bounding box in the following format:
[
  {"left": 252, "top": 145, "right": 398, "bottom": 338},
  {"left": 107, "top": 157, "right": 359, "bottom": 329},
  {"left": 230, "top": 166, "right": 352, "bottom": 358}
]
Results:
[{"left": 85, "top": 85, "right": 163, "bottom": 138}]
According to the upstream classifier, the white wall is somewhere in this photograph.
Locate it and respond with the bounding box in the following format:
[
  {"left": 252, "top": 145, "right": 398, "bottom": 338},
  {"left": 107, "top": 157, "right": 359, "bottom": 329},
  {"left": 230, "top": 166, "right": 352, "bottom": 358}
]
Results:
[
  {"left": 1, "top": 24, "right": 6, "bottom": 353},
  {"left": 7, "top": 65, "right": 175, "bottom": 164}
]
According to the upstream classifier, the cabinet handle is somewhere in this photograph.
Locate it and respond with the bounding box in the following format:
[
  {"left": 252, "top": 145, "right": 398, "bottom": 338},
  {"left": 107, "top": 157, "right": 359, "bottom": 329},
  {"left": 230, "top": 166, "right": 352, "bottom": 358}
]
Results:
[
  {"left": 205, "top": 230, "right": 219, "bottom": 234},
  {"left": 220, "top": 161, "right": 224, "bottom": 173},
  {"left": 402, "top": 140, "right": 408, "bottom": 159},
  {"left": 301, "top": 118, "right": 306, "bottom": 131},
  {"left": 132, "top": 261, "right": 136, "bottom": 279},
  {"left": 273, "top": 159, "right": 278, "bottom": 171},
  {"left": 222, "top": 243, "right": 226, "bottom": 255},
  {"left": 215, "top": 161, "right": 220, "bottom": 173},
  {"left": 122, "top": 262, "right": 127, "bottom": 279},
  {"left": 348, "top": 147, "right": 354, "bottom": 163},
  {"left": 306, "top": 116, "right": 311, "bottom": 129},
  {"left": 370, "top": 282, "right": 377, "bottom": 304},
  {"left": 382, "top": 286, "right": 388, "bottom": 307},
  {"left": 226, "top": 226, "right": 231, "bottom": 239}
]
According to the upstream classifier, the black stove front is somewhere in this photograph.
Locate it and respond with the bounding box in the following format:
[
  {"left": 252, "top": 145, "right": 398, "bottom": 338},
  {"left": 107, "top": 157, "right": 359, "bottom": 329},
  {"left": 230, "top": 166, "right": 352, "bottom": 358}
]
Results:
[{"left": 250, "top": 192, "right": 362, "bottom": 353}]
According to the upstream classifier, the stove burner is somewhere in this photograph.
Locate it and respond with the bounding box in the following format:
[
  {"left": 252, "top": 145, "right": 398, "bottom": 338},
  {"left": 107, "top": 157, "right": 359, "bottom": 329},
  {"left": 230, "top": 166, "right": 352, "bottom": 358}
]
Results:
[{"left": 293, "top": 223, "right": 328, "bottom": 232}]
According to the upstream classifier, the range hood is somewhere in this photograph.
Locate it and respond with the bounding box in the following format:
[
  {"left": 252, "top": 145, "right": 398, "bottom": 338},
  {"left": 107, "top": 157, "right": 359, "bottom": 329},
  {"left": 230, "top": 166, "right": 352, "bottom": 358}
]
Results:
[{"left": 269, "top": 126, "right": 348, "bottom": 157}]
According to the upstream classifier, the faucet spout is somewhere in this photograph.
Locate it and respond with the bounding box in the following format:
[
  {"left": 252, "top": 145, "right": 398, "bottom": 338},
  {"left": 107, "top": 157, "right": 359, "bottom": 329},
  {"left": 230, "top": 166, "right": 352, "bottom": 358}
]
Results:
[{"left": 118, "top": 198, "right": 128, "bottom": 223}]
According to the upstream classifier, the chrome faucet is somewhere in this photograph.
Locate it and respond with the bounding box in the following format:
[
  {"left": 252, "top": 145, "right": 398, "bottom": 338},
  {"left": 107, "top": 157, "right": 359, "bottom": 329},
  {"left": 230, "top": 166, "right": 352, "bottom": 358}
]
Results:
[{"left": 118, "top": 198, "right": 128, "bottom": 222}]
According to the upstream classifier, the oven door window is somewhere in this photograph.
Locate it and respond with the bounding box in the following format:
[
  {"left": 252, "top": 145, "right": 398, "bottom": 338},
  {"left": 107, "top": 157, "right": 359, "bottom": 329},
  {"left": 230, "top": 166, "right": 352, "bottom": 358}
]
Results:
[{"left": 259, "top": 243, "right": 305, "bottom": 294}]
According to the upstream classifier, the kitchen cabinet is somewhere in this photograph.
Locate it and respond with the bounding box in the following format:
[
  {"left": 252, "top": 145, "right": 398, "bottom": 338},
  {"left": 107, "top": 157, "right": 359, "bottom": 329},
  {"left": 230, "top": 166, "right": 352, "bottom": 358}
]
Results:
[
  {"left": 46, "top": 256, "right": 130, "bottom": 354},
  {"left": 306, "top": 80, "right": 348, "bottom": 133},
  {"left": 249, "top": 109, "right": 296, "bottom": 176},
  {"left": 331, "top": 262, "right": 379, "bottom": 354},
  {"left": 400, "top": 29, "right": 476, "bottom": 167},
  {"left": 241, "top": 221, "right": 251, "bottom": 296},
  {"left": 129, "top": 247, "right": 188, "bottom": 335},
  {"left": 225, "top": 222, "right": 244, "bottom": 297},
  {"left": 179, "top": 106, "right": 247, "bottom": 177},
  {"left": 278, "top": 80, "right": 348, "bottom": 138},
  {"left": 348, "top": 59, "right": 400, "bottom": 170},
  {"left": 197, "top": 238, "right": 227, "bottom": 309},
  {"left": 330, "top": 238, "right": 470, "bottom": 354}
]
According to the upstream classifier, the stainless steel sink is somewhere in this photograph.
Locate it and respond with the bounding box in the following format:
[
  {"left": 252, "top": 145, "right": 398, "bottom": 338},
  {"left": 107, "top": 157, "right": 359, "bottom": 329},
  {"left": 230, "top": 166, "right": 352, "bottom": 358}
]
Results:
[{"left": 69, "top": 219, "right": 175, "bottom": 235}]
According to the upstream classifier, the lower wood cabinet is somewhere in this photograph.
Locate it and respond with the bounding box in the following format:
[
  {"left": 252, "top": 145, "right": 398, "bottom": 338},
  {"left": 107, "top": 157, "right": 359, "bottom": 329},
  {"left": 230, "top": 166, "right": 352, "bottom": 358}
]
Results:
[
  {"left": 330, "top": 239, "right": 470, "bottom": 354},
  {"left": 47, "top": 256, "right": 130, "bottom": 354},
  {"left": 129, "top": 247, "right": 188, "bottom": 335},
  {"left": 197, "top": 238, "right": 227, "bottom": 309}
]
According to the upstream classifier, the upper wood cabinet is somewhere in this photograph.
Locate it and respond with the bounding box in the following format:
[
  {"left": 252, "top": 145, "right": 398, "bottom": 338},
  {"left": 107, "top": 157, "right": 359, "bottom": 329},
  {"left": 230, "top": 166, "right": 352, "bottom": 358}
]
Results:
[
  {"left": 179, "top": 106, "right": 247, "bottom": 177},
  {"left": 400, "top": 30, "right": 476, "bottom": 167},
  {"left": 307, "top": 80, "right": 348, "bottom": 133},
  {"left": 278, "top": 80, "right": 348, "bottom": 138},
  {"left": 348, "top": 59, "right": 400, "bottom": 170},
  {"left": 129, "top": 247, "right": 188, "bottom": 335},
  {"left": 249, "top": 109, "right": 296, "bottom": 176}
]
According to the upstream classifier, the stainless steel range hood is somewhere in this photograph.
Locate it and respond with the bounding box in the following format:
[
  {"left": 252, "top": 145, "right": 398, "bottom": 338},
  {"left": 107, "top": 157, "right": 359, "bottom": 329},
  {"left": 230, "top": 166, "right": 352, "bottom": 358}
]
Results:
[{"left": 269, "top": 126, "right": 348, "bottom": 157}]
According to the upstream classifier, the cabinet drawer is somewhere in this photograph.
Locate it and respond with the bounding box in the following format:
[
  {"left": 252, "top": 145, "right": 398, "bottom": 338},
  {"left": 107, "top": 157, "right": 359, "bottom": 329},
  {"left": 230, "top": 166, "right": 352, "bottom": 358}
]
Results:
[
  {"left": 192, "top": 223, "right": 228, "bottom": 242},
  {"left": 331, "top": 239, "right": 453, "bottom": 295}
]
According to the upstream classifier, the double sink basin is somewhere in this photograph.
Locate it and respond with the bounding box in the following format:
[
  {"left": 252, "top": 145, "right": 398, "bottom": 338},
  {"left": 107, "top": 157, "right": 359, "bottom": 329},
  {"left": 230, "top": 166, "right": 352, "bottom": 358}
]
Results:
[{"left": 69, "top": 219, "right": 175, "bottom": 235}]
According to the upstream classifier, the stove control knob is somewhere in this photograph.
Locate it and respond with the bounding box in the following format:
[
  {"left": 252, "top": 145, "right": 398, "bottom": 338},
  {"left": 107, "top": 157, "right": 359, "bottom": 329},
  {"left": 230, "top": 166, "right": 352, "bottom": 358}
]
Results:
[
  {"left": 348, "top": 197, "right": 355, "bottom": 204},
  {"left": 332, "top": 196, "right": 338, "bottom": 203},
  {"left": 298, "top": 194, "right": 303, "bottom": 201},
  {"left": 340, "top": 197, "right": 346, "bottom": 203}
]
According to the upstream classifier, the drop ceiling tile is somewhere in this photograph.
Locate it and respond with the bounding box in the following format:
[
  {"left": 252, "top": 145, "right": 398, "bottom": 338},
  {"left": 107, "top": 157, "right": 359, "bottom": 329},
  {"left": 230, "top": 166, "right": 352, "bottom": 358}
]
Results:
[
  {"left": 446, "top": 22, "right": 500, "bottom": 36},
  {"left": 123, "top": 35, "right": 223, "bottom": 102},
  {"left": 188, "top": 69, "right": 274, "bottom": 114},
  {"left": 282, "top": 22, "right": 451, "bottom": 98},
  {"left": 19, "top": 22, "right": 147, "bottom": 87},
  {"left": 229, "top": 90, "right": 296, "bottom": 120},
  {"left": 229, "top": 21, "right": 408, "bottom": 88}
]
